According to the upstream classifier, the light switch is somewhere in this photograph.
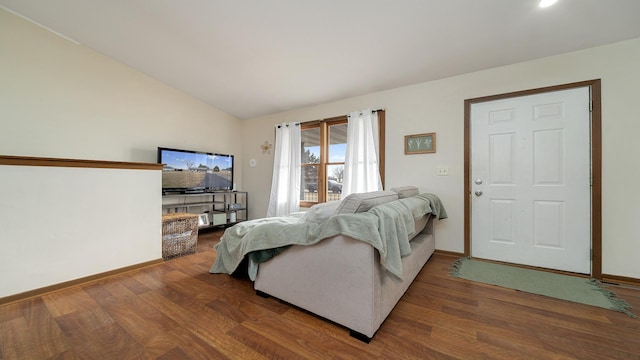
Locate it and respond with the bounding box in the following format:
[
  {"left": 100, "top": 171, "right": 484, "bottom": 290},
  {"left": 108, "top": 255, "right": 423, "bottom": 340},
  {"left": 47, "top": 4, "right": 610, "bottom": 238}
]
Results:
[{"left": 437, "top": 166, "right": 449, "bottom": 176}]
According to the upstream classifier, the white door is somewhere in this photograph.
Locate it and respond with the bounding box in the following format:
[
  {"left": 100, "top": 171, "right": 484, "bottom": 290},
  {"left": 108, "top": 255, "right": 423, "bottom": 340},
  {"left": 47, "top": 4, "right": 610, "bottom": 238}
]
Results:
[{"left": 471, "top": 87, "right": 591, "bottom": 274}]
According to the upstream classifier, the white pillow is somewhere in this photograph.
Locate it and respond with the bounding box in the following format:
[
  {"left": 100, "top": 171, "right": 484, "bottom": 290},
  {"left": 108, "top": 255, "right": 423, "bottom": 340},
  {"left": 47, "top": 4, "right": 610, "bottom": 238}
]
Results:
[
  {"left": 390, "top": 186, "right": 419, "bottom": 199},
  {"left": 335, "top": 190, "right": 398, "bottom": 214},
  {"left": 301, "top": 201, "right": 341, "bottom": 223}
]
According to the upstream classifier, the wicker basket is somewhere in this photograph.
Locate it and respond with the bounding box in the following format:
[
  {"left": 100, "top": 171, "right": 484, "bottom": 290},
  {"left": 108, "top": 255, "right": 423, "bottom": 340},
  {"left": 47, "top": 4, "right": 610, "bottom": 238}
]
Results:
[{"left": 162, "top": 213, "right": 198, "bottom": 260}]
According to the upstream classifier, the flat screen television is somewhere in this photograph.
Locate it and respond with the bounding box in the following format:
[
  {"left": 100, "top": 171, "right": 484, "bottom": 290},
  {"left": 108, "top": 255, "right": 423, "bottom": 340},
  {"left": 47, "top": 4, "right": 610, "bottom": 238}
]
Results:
[{"left": 158, "top": 147, "right": 234, "bottom": 193}]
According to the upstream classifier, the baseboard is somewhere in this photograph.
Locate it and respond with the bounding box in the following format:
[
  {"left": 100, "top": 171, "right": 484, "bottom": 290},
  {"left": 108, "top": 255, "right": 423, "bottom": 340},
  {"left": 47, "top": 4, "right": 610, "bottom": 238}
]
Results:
[
  {"left": 433, "top": 249, "right": 464, "bottom": 258},
  {"left": 0, "top": 258, "right": 163, "bottom": 306},
  {"left": 602, "top": 274, "right": 640, "bottom": 287}
]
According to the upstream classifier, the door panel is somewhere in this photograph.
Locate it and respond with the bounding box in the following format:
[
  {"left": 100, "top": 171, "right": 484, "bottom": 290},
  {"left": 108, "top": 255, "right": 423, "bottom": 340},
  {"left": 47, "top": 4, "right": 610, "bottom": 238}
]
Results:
[{"left": 471, "top": 87, "right": 591, "bottom": 274}]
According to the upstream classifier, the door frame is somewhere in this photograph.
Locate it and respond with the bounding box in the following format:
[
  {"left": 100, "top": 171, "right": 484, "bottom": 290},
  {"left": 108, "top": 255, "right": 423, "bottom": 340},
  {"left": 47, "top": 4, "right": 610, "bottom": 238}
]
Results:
[{"left": 463, "top": 79, "right": 602, "bottom": 278}]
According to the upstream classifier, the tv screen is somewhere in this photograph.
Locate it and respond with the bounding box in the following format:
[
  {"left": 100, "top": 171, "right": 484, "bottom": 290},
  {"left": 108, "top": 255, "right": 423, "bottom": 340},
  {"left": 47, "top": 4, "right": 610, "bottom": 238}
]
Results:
[{"left": 158, "top": 147, "right": 234, "bottom": 193}]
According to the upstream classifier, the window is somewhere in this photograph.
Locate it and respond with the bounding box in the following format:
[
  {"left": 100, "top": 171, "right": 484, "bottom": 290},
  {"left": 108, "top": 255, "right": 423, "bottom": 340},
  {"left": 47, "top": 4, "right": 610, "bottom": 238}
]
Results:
[
  {"left": 301, "top": 125, "right": 321, "bottom": 204},
  {"left": 300, "top": 111, "right": 385, "bottom": 206}
]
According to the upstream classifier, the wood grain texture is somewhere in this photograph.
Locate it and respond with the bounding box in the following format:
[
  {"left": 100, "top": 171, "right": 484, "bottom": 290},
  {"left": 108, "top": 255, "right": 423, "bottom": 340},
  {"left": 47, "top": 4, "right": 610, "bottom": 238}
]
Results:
[
  {"left": 0, "top": 155, "right": 163, "bottom": 170},
  {"left": 1, "top": 229, "right": 638, "bottom": 359}
]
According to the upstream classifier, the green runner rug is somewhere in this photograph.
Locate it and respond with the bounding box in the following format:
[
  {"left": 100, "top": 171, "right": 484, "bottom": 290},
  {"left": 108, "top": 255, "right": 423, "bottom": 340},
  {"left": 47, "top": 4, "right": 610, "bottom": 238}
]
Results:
[{"left": 450, "top": 257, "right": 636, "bottom": 318}]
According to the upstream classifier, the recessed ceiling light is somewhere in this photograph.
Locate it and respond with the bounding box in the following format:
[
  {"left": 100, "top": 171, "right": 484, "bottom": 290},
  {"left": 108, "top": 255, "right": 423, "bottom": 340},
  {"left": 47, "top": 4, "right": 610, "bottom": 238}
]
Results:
[{"left": 539, "top": 0, "right": 558, "bottom": 8}]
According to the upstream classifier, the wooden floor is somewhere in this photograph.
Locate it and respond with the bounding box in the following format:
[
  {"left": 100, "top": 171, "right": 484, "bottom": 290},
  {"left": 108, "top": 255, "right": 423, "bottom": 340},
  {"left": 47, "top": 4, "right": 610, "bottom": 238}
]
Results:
[{"left": 2, "top": 230, "right": 639, "bottom": 359}]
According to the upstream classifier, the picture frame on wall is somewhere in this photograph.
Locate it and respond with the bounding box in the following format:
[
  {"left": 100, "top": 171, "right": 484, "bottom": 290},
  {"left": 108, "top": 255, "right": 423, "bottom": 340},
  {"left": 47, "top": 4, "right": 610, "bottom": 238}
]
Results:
[{"left": 405, "top": 132, "right": 436, "bottom": 154}]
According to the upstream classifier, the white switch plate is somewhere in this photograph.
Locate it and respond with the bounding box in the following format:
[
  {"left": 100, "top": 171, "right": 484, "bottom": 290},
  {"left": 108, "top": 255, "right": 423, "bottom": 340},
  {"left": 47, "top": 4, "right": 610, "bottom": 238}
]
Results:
[{"left": 437, "top": 166, "right": 449, "bottom": 176}]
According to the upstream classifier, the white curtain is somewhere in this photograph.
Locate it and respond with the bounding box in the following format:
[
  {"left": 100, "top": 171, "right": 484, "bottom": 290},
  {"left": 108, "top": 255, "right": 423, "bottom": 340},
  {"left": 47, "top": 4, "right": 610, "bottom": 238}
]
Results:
[
  {"left": 267, "top": 122, "right": 301, "bottom": 217},
  {"left": 342, "top": 109, "right": 382, "bottom": 197}
]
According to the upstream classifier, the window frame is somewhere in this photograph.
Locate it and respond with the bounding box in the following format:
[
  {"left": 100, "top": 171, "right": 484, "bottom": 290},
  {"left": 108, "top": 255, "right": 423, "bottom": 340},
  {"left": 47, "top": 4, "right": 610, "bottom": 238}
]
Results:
[{"left": 299, "top": 110, "right": 385, "bottom": 207}]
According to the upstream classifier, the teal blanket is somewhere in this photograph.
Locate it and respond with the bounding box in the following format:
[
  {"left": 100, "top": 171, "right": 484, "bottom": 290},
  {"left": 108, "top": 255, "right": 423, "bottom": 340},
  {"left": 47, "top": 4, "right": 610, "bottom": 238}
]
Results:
[{"left": 209, "top": 193, "right": 447, "bottom": 281}]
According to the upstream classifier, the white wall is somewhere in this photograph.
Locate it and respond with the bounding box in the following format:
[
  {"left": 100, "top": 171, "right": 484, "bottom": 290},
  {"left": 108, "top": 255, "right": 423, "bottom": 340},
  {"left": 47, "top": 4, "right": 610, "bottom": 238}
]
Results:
[
  {"left": 0, "top": 164, "right": 161, "bottom": 298},
  {"left": 2, "top": 6, "right": 638, "bottom": 281},
  {"left": 0, "top": 8, "right": 242, "bottom": 175},
  {"left": 0, "top": 8, "right": 242, "bottom": 297},
  {"left": 242, "top": 37, "right": 640, "bottom": 279}
]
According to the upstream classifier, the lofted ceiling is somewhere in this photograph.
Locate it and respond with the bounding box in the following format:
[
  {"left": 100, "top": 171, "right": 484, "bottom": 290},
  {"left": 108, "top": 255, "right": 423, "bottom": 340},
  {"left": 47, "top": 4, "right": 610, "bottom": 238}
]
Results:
[{"left": 2, "top": 0, "right": 640, "bottom": 120}]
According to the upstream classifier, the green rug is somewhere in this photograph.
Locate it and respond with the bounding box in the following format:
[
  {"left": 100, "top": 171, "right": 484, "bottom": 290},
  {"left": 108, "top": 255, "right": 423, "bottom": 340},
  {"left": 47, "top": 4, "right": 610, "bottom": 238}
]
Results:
[{"left": 450, "top": 257, "right": 636, "bottom": 318}]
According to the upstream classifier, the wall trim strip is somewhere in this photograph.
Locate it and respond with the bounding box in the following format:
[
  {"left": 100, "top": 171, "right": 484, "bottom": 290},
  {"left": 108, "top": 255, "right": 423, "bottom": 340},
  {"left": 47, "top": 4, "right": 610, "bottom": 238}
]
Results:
[{"left": 0, "top": 155, "right": 163, "bottom": 170}]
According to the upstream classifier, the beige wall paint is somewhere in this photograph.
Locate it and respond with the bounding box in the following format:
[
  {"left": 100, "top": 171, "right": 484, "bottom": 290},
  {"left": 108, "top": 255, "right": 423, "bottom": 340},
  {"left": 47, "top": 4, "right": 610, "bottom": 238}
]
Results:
[
  {"left": 0, "top": 8, "right": 242, "bottom": 178},
  {"left": 0, "top": 164, "right": 161, "bottom": 298},
  {"left": 242, "top": 37, "right": 640, "bottom": 279},
  {"left": 0, "top": 8, "right": 243, "bottom": 297},
  {"left": 2, "top": 6, "right": 638, "bottom": 280}
]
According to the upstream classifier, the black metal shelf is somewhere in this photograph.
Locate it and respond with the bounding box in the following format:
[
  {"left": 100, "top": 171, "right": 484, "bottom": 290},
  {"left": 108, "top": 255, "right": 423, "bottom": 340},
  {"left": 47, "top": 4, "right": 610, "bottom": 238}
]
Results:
[{"left": 161, "top": 191, "right": 248, "bottom": 227}]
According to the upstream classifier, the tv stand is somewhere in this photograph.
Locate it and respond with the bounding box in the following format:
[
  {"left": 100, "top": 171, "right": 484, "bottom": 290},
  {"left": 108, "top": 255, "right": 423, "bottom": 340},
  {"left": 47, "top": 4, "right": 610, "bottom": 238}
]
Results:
[{"left": 162, "top": 191, "right": 247, "bottom": 229}]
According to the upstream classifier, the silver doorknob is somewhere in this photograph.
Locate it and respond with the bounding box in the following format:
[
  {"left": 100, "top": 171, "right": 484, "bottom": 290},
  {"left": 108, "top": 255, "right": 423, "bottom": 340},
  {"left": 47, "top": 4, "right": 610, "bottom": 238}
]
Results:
[
  {"left": 474, "top": 190, "right": 483, "bottom": 196},
  {"left": 475, "top": 178, "right": 483, "bottom": 185}
]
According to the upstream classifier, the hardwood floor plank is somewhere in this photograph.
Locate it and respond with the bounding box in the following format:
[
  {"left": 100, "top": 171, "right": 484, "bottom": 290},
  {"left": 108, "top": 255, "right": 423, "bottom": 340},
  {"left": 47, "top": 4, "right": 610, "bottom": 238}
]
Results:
[
  {"left": 374, "top": 317, "right": 446, "bottom": 360},
  {"left": 281, "top": 307, "right": 386, "bottom": 358},
  {"left": 0, "top": 301, "right": 25, "bottom": 323},
  {"left": 14, "top": 297, "right": 70, "bottom": 355},
  {"left": 227, "top": 324, "right": 306, "bottom": 360},
  {"left": 139, "top": 291, "right": 266, "bottom": 359},
  {"left": 162, "top": 269, "right": 224, "bottom": 304},
  {"left": 148, "top": 327, "right": 230, "bottom": 360},
  {"left": 134, "top": 330, "right": 181, "bottom": 359},
  {"left": 129, "top": 264, "right": 176, "bottom": 292},
  {"left": 156, "top": 346, "right": 190, "bottom": 360},
  {"left": 393, "top": 304, "right": 516, "bottom": 359},
  {"left": 0, "top": 317, "right": 31, "bottom": 359},
  {"left": 1, "top": 230, "right": 639, "bottom": 360},
  {"left": 475, "top": 330, "right": 558, "bottom": 359},
  {"left": 239, "top": 307, "right": 370, "bottom": 359},
  {"left": 101, "top": 297, "right": 179, "bottom": 345},
  {"left": 461, "top": 296, "right": 636, "bottom": 348},
  {"left": 118, "top": 274, "right": 153, "bottom": 296},
  {"left": 413, "top": 276, "right": 615, "bottom": 323},
  {"left": 69, "top": 321, "right": 150, "bottom": 359},
  {"left": 0, "top": 317, "right": 70, "bottom": 359},
  {"left": 537, "top": 331, "right": 638, "bottom": 360},
  {"left": 139, "top": 290, "right": 237, "bottom": 335},
  {"left": 206, "top": 293, "right": 264, "bottom": 324},
  {"left": 388, "top": 296, "right": 565, "bottom": 359},
  {"left": 42, "top": 287, "right": 100, "bottom": 318},
  {"left": 55, "top": 307, "right": 115, "bottom": 342},
  {"left": 429, "top": 324, "right": 549, "bottom": 360},
  {"left": 231, "top": 285, "right": 293, "bottom": 316}
]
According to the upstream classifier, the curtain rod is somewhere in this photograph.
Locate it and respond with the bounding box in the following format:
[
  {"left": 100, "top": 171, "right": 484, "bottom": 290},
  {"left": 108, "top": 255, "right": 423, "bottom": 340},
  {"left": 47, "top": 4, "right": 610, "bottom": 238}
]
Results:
[
  {"left": 298, "top": 108, "right": 385, "bottom": 124},
  {"left": 276, "top": 122, "right": 300, "bottom": 128},
  {"left": 348, "top": 108, "right": 385, "bottom": 117}
]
